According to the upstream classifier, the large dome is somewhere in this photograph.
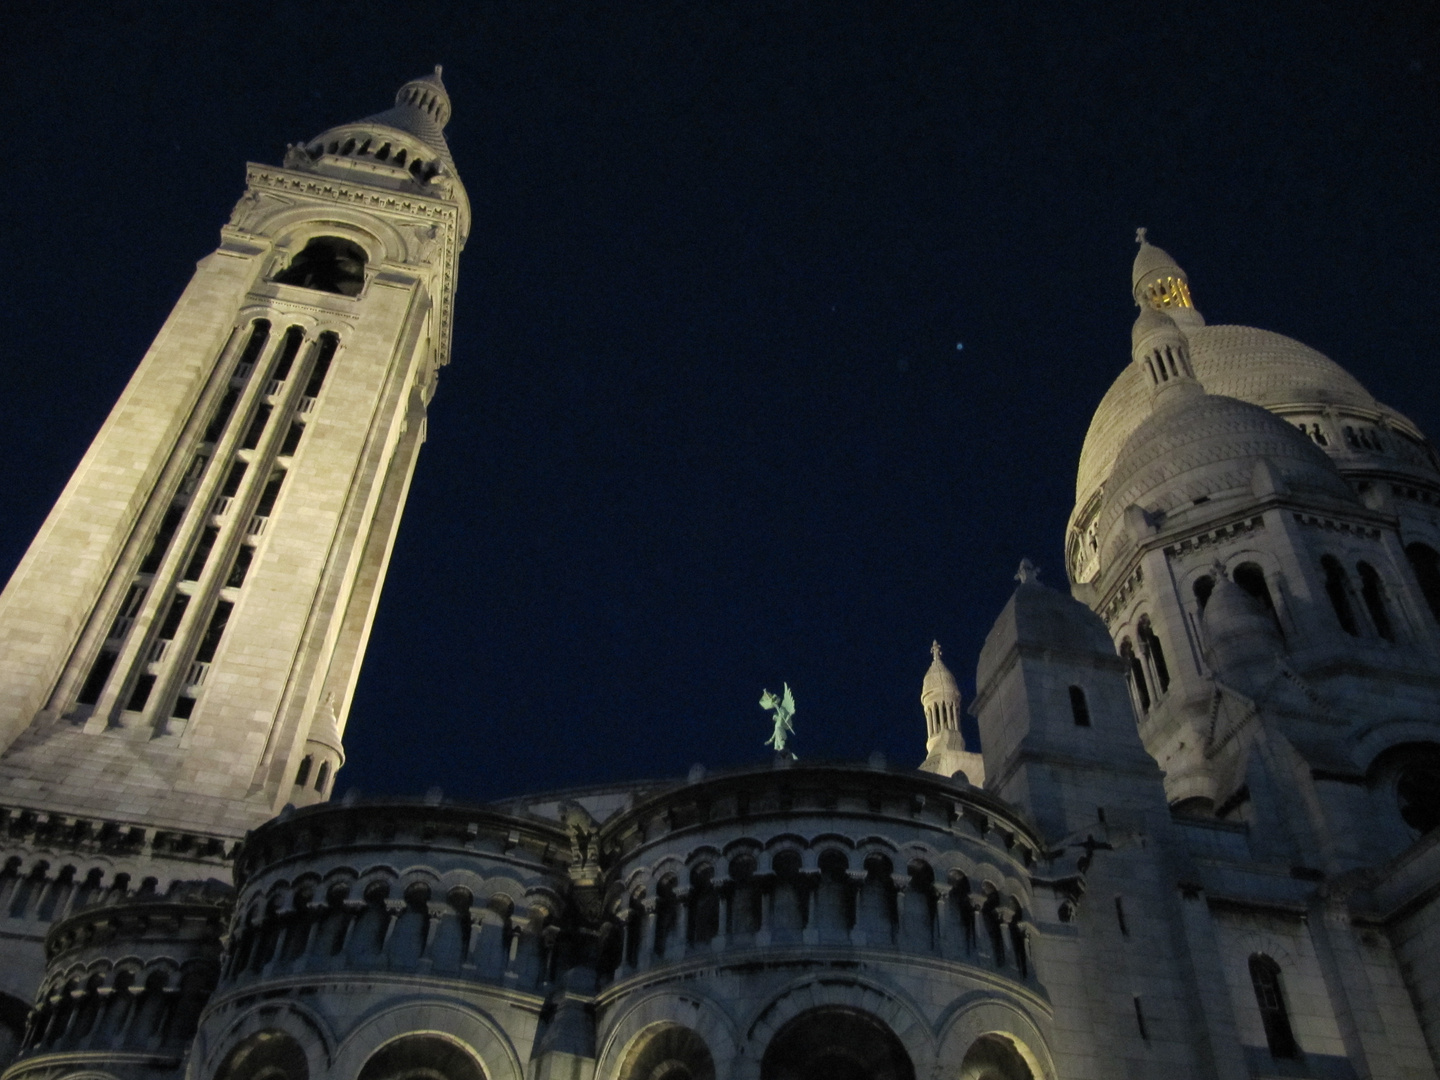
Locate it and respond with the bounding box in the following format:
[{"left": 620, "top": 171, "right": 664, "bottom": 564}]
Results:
[
  {"left": 1094, "top": 389, "right": 1356, "bottom": 573},
  {"left": 1076, "top": 325, "right": 1386, "bottom": 510}
]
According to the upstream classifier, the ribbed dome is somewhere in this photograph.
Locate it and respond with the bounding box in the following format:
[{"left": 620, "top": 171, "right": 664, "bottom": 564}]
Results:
[
  {"left": 1076, "top": 325, "right": 1387, "bottom": 510},
  {"left": 1095, "top": 391, "right": 1355, "bottom": 570},
  {"left": 921, "top": 642, "right": 960, "bottom": 704}
]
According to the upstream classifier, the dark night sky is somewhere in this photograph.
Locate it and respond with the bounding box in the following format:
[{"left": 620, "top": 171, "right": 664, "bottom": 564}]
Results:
[{"left": 1, "top": 2, "right": 1437, "bottom": 802}]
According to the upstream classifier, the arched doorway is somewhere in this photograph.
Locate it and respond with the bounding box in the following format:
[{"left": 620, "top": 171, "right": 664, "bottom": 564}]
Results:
[{"left": 760, "top": 1007, "right": 913, "bottom": 1080}]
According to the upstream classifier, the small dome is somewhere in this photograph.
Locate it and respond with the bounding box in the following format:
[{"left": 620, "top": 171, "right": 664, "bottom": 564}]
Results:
[
  {"left": 922, "top": 641, "right": 960, "bottom": 704},
  {"left": 1095, "top": 391, "right": 1355, "bottom": 571},
  {"left": 978, "top": 570, "right": 1115, "bottom": 694},
  {"left": 1132, "top": 306, "right": 1182, "bottom": 351},
  {"left": 1133, "top": 237, "right": 1186, "bottom": 296},
  {"left": 1075, "top": 325, "right": 1394, "bottom": 514}
]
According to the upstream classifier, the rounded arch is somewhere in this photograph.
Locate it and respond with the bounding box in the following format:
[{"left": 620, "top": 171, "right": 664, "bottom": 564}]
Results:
[
  {"left": 613, "top": 1024, "right": 715, "bottom": 1080},
  {"left": 1350, "top": 719, "right": 1440, "bottom": 776},
  {"left": 958, "top": 1033, "right": 1035, "bottom": 1080},
  {"left": 263, "top": 209, "right": 406, "bottom": 266},
  {"left": 356, "top": 1034, "right": 487, "bottom": 1080},
  {"left": 196, "top": 1000, "right": 335, "bottom": 1080},
  {"left": 935, "top": 1000, "right": 1055, "bottom": 1080},
  {"left": 331, "top": 1000, "right": 522, "bottom": 1080},
  {"left": 758, "top": 1007, "right": 912, "bottom": 1080},
  {"left": 740, "top": 977, "right": 934, "bottom": 1080},
  {"left": 212, "top": 1030, "right": 310, "bottom": 1080},
  {"left": 597, "top": 991, "right": 738, "bottom": 1080}
]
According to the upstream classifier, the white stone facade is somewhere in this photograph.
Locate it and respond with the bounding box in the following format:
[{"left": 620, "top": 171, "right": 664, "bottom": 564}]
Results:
[{"left": 2, "top": 81, "right": 1440, "bottom": 1080}]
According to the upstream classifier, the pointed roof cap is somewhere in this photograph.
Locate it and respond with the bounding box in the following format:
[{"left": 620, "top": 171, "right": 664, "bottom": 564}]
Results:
[
  {"left": 922, "top": 641, "right": 961, "bottom": 703},
  {"left": 359, "top": 66, "right": 455, "bottom": 167},
  {"left": 1132, "top": 228, "right": 1187, "bottom": 293}
]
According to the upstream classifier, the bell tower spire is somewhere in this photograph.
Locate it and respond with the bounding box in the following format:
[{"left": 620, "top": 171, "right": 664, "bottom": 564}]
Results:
[
  {"left": 918, "top": 640, "right": 985, "bottom": 786},
  {"left": 0, "top": 72, "right": 467, "bottom": 839}
]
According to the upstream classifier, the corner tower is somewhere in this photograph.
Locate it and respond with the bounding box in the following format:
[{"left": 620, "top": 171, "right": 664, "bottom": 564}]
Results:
[{"left": 0, "top": 70, "right": 468, "bottom": 837}]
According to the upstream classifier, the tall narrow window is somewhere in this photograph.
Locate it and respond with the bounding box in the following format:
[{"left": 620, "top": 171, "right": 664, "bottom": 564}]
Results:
[
  {"left": 1193, "top": 575, "right": 1215, "bottom": 612},
  {"left": 295, "top": 756, "right": 313, "bottom": 786},
  {"left": 225, "top": 546, "right": 255, "bottom": 589},
  {"left": 1233, "top": 562, "right": 1283, "bottom": 636},
  {"left": 1138, "top": 616, "right": 1170, "bottom": 692},
  {"left": 156, "top": 594, "right": 189, "bottom": 641},
  {"left": 1121, "top": 641, "right": 1150, "bottom": 711},
  {"left": 1357, "top": 562, "right": 1394, "bottom": 641},
  {"left": 203, "top": 387, "right": 241, "bottom": 444},
  {"left": 138, "top": 505, "right": 184, "bottom": 575},
  {"left": 1069, "top": 685, "right": 1091, "bottom": 727},
  {"left": 1249, "top": 954, "right": 1298, "bottom": 1058},
  {"left": 279, "top": 421, "right": 304, "bottom": 457},
  {"left": 303, "top": 333, "right": 339, "bottom": 398},
  {"left": 76, "top": 651, "right": 118, "bottom": 706},
  {"left": 254, "top": 471, "right": 286, "bottom": 518},
  {"left": 234, "top": 319, "right": 271, "bottom": 375},
  {"left": 1321, "top": 555, "right": 1359, "bottom": 636},
  {"left": 219, "top": 461, "right": 247, "bottom": 499},
  {"left": 315, "top": 761, "right": 331, "bottom": 793},
  {"left": 240, "top": 404, "right": 272, "bottom": 450},
  {"left": 194, "top": 601, "right": 233, "bottom": 664},
  {"left": 1406, "top": 543, "right": 1440, "bottom": 624},
  {"left": 269, "top": 327, "right": 305, "bottom": 382},
  {"left": 183, "top": 526, "right": 220, "bottom": 582},
  {"left": 126, "top": 674, "right": 157, "bottom": 712}
]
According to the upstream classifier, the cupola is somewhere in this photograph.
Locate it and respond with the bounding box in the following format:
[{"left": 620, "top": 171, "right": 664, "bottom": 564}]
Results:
[
  {"left": 918, "top": 641, "right": 985, "bottom": 785},
  {"left": 1133, "top": 228, "right": 1203, "bottom": 329}
]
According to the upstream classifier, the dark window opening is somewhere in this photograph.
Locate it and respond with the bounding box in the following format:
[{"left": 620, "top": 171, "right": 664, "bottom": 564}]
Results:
[
  {"left": 1357, "top": 562, "right": 1394, "bottom": 641},
  {"left": 194, "top": 601, "right": 233, "bottom": 664},
  {"left": 274, "top": 237, "right": 367, "bottom": 297},
  {"left": 240, "top": 404, "right": 272, "bottom": 450},
  {"left": 179, "top": 453, "right": 208, "bottom": 496},
  {"left": 172, "top": 696, "right": 195, "bottom": 720},
  {"left": 1193, "top": 575, "right": 1215, "bottom": 611},
  {"left": 139, "top": 505, "right": 184, "bottom": 575},
  {"left": 77, "top": 651, "right": 118, "bottom": 706},
  {"left": 303, "top": 333, "right": 339, "bottom": 398},
  {"left": 1321, "top": 555, "right": 1359, "bottom": 636},
  {"left": 1406, "top": 543, "right": 1440, "bottom": 625},
  {"left": 157, "top": 594, "right": 189, "bottom": 640},
  {"left": 1069, "top": 685, "right": 1091, "bottom": 727},
  {"left": 126, "top": 674, "right": 156, "bottom": 712},
  {"left": 1233, "top": 562, "right": 1283, "bottom": 636},
  {"left": 226, "top": 546, "right": 255, "bottom": 589},
  {"left": 1122, "top": 641, "right": 1150, "bottom": 711},
  {"left": 315, "top": 761, "right": 331, "bottom": 793},
  {"left": 1249, "top": 954, "right": 1299, "bottom": 1058},
  {"left": 295, "top": 756, "right": 313, "bottom": 787},
  {"left": 1138, "top": 616, "right": 1170, "bottom": 692},
  {"left": 269, "top": 327, "right": 304, "bottom": 382},
  {"left": 183, "top": 526, "right": 220, "bottom": 582},
  {"left": 219, "top": 461, "right": 248, "bottom": 499},
  {"left": 254, "top": 471, "right": 285, "bottom": 518},
  {"left": 1396, "top": 751, "right": 1440, "bottom": 835},
  {"left": 279, "top": 421, "right": 304, "bottom": 457},
  {"left": 235, "top": 320, "right": 271, "bottom": 374},
  {"left": 204, "top": 387, "right": 241, "bottom": 444}
]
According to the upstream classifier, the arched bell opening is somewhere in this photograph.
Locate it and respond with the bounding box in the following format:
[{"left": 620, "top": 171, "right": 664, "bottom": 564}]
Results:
[
  {"left": 759, "top": 1006, "right": 913, "bottom": 1080},
  {"left": 274, "top": 236, "right": 368, "bottom": 297}
]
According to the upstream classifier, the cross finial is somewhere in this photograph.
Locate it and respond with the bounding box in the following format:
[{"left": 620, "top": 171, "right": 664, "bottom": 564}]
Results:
[
  {"left": 1016, "top": 558, "right": 1040, "bottom": 585},
  {"left": 930, "top": 640, "right": 942, "bottom": 663},
  {"left": 1136, "top": 227, "right": 1148, "bottom": 246}
]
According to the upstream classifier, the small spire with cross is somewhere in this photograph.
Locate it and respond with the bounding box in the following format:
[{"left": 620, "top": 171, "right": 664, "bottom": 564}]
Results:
[
  {"left": 931, "top": 640, "right": 943, "bottom": 664},
  {"left": 1016, "top": 558, "right": 1041, "bottom": 585},
  {"left": 1136, "top": 226, "right": 1148, "bottom": 245}
]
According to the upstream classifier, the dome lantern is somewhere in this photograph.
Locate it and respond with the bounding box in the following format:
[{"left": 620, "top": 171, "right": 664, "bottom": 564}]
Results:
[{"left": 1133, "top": 229, "right": 1203, "bottom": 329}]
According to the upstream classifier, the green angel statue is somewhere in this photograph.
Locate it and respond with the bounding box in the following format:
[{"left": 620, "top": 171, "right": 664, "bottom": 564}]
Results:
[{"left": 760, "top": 683, "right": 796, "bottom": 753}]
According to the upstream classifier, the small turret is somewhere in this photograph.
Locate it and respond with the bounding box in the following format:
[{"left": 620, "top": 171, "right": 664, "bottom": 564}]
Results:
[
  {"left": 1131, "top": 306, "right": 1202, "bottom": 405},
  {"left": 918, "top": 641, "right": 985, "bottom": 785},
  {"left": 1132, "top": 228, "right": 1203, "bottom": 329}
]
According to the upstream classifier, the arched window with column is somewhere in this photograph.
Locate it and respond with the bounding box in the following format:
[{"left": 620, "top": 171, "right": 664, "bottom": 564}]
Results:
[
  {"left": 214, "top": 1030, "right": 310, "bottom": 1080},
  {"left": 1321, "top": 555, "right": 1360, "bottom": 636},
  {"left": 1356, "top": 561, "right": 1394, "bottom": 641},
  {"left": 1248, "top": 954, "right": 1298, "bottom": 1059},
  {"left": 1120, "top": 640, "right": 1150, "bottom": 711}
]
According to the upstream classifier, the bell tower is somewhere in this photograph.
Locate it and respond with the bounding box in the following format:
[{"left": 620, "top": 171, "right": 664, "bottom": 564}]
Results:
[{"left": 0, "top": 70, "right": 468, "bottom": 839}]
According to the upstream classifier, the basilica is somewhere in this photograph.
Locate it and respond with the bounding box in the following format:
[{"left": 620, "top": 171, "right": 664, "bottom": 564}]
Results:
[{"left": 0, "top": 73, "right": 1437, "bottom": 1080}]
